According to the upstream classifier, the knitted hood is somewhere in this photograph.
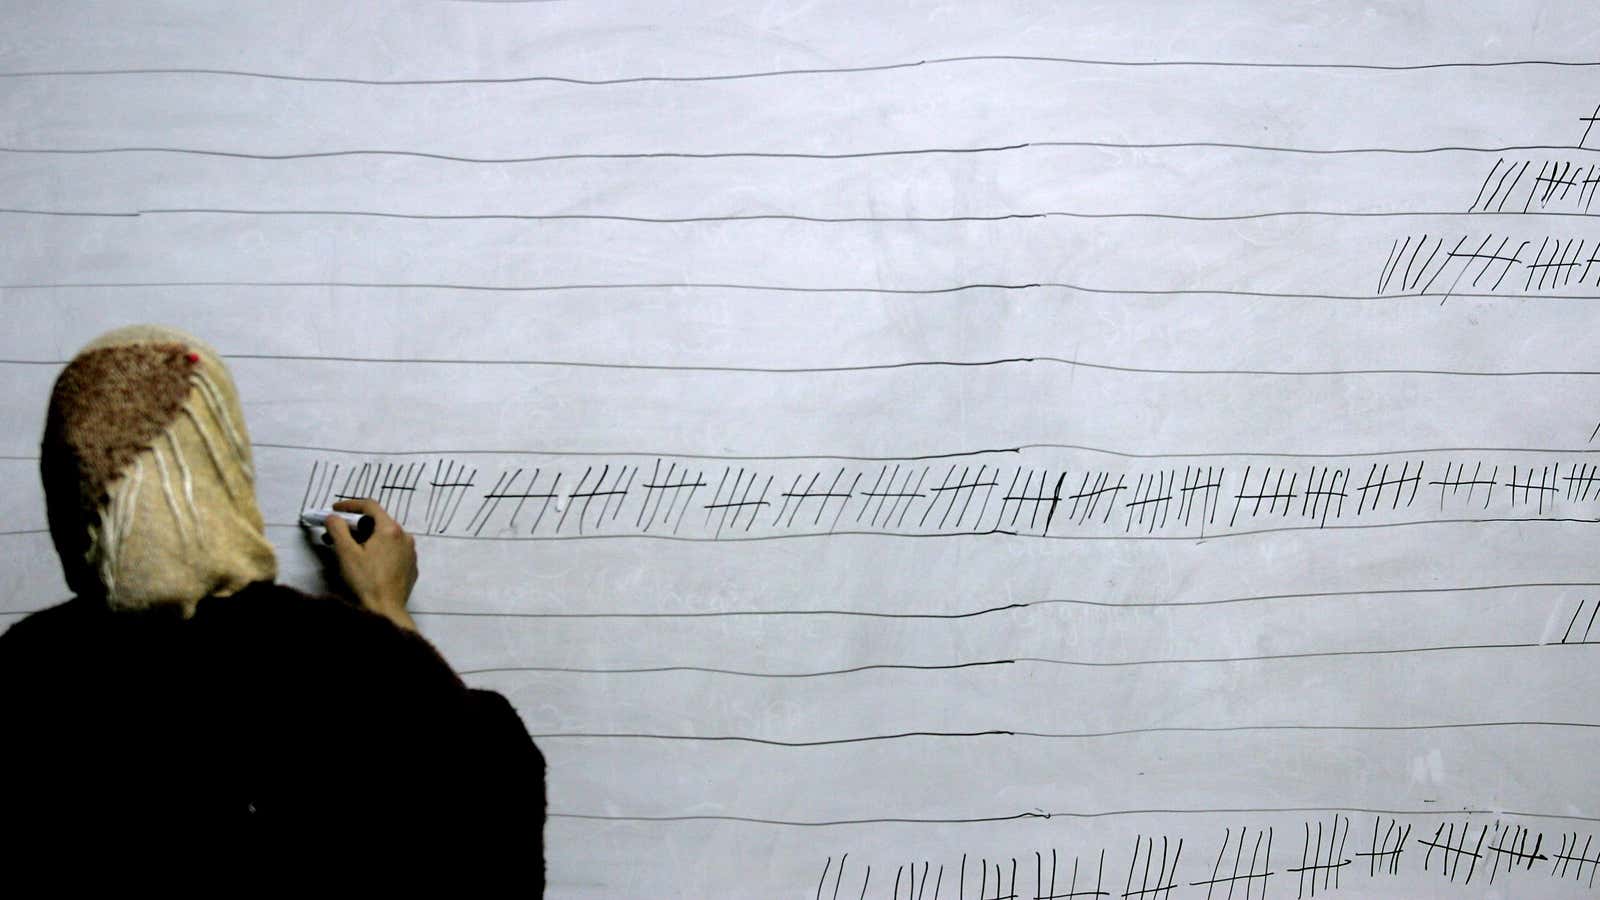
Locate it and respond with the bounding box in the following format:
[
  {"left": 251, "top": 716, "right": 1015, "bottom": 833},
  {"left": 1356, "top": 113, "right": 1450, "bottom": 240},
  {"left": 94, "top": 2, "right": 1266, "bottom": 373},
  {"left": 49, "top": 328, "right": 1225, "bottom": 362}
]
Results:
[{"left": 41, "top": 325, "right": 277, "bottom": 613}]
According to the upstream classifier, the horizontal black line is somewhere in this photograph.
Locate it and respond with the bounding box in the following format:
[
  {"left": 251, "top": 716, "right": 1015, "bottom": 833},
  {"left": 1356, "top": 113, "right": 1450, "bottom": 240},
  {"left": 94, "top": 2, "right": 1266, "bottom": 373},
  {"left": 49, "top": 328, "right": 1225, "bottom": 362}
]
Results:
[
  {"left": 12, "top": 580, "right": 1578, "bottom": 622},
  {"left": 1041, "top": 580, "right": 1600, "bottom": 610},
  {"left": 9, "top": 279, "right": 1600, "bottom": 304},
  {"left": 412, "top": 604, "right": 1034, "bottom": 619},
  {"left": 0, "top": 142, "right": 1590, "bottom": 164},
  {"left": 1025, "top": 517, "right": 1599, "bottom": 543},
  {"left": 458, "top": 660, "right": 1013, "bottom": 677},
  {"left": 547, "top": 807, "right": 1600, "bottom": 827},
  {"left": 0, "top": 443, "right": 1567, "bottom": 469},
  {"left": 0, "top": 528, "right": 48, "bottom": 537},
  {"left": 526, "top": 721, "right": 1600, "bottom": 747},
  {"left": 177, "top": 352, "right": 1600, "bottom": 378},
  {"left": 250, "top": 442, "right": 1018, "bottom": 462},
  {"left": 257, "top": 516, "right": 1595, "bottom": 544},
  {"left": 1017, "top": 443, "right": 1600, "bottom": 460},
  {"left": 245, "top": 440, "right": 1600, "bottom": 460},
  {"left": 6, "top": 206, "right": 1600, "bottom": 224},
  {"left": 408, "top": 581, "right": 1600, "bottom": 619},
  {"left": 3, "top": 55, "right": 1598, "bottom": 86},
  {"left": 0, "top": 279, "right": 1035, "bottom": 294},
  {"left": 1015, "top": 641, "right": 1555, "bottom": 667},
  {"left": 459, "top": 642, "right": 1559, "bottom": 677},
  {"left": 0, "top": 143, "right": 1028, "bottom": 163}
]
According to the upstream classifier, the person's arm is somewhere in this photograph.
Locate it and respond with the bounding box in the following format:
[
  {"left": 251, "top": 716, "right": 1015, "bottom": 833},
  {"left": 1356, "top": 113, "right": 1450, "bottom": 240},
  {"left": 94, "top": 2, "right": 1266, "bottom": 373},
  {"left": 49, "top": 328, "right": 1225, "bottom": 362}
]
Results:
[
  {"left": 321, "top": 497, "right": 545, "bottom": 881},
  {"left": 322, "top": 497, "right": 419, "bottom": 631}
]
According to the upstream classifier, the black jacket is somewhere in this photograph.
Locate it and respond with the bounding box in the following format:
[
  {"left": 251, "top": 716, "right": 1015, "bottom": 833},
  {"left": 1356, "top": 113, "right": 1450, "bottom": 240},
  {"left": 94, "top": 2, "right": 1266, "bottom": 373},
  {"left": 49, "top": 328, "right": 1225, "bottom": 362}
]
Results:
[{"left": 0, "top": 581, "right": 545, "bottom": 887}]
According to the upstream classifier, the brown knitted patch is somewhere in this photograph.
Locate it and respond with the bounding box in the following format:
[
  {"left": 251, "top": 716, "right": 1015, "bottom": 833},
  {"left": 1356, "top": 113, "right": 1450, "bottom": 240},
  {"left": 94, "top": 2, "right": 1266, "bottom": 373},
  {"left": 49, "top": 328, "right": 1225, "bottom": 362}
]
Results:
[
  {"left": 40, "top": 342, "right": 197, "bottom": 595},
  {"left": 43, "top": 342, "right": 196, "bottom": 497}
]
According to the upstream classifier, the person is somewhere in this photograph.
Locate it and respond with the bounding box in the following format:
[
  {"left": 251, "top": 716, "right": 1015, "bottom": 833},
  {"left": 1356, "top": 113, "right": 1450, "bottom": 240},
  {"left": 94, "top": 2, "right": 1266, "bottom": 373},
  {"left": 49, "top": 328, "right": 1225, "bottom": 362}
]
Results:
[{"left": 0, "top": 325, "right": 545, "bottom": 884}]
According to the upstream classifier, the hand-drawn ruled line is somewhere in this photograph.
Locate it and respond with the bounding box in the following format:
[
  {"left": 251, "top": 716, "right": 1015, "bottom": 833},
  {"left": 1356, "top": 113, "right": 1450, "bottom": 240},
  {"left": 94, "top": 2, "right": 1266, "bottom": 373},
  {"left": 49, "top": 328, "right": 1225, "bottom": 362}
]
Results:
[
  {"left": 25, "top": 278, "right": 1600, "bottom": 304},
  {"left": 22, "top": 204, "right": 1600, "bottom": 223},
  {"left": 411, "top": 579, "right": 1600, "bottom": 619},
  {"left": 457, "top": 720, "right": 1600, "bottom": 747},
  {"left": 236, "top": 514, "right": 1600, "bottom": 545},
  {"left": 250, "top": 440, "right": 1600, "bottom": 461},
  {"left": 454, "top": 634, "right": 1561, "bottom": 675},
  {"left": 546, "top": 807, "right": 1600, "bottom": 827},
  {"left": 461, "top": 640, "right": 1565, "bottom": 678},
  {"left": 458, "top": 660, "right": 1015, "bottom": 678},
  {"left": 11, "top": 55, "right": 1600, "bottom": 87},
  {"left": 29, "top": 574, "right": 1600, "bottom": 622},
  {"left": 2, "top": 142, "right": 1596, "bottom": 165}
]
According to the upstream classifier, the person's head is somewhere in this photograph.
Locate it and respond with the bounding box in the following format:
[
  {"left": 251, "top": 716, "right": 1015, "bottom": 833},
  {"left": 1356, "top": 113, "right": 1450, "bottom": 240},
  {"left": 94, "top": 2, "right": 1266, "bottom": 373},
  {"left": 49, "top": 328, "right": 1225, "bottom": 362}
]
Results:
[{"left": 40, "top": 325, "right": 276, "bottom": 613}]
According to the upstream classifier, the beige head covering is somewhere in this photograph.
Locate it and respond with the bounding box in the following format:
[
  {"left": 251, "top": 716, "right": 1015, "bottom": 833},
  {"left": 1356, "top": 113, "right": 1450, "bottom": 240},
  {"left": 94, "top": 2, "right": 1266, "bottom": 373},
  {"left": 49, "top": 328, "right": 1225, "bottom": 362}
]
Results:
[{"left": 41, "top": 325, "right": 277, "bottom": 613}]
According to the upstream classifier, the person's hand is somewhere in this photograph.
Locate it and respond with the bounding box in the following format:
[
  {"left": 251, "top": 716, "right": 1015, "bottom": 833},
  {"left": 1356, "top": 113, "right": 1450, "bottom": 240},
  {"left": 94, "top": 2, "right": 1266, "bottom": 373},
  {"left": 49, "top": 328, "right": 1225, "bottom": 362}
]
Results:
[{"left": 323, "top": 498, "right": 419, "bottom": 631}]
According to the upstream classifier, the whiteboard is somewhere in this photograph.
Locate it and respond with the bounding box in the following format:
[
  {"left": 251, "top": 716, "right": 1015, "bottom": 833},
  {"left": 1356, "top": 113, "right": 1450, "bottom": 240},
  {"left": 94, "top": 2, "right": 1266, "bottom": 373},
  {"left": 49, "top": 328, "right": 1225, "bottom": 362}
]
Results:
[{"left": 4, "top": 2, "right": 1599, "bottom": 896}]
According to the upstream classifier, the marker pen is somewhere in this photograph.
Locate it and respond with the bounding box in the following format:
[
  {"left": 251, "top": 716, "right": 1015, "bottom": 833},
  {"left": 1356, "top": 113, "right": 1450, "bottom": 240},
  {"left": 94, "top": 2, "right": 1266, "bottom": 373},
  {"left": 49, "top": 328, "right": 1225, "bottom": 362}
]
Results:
[{"left": 300, "top": 508, "right": 376, "bottom": 544}]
